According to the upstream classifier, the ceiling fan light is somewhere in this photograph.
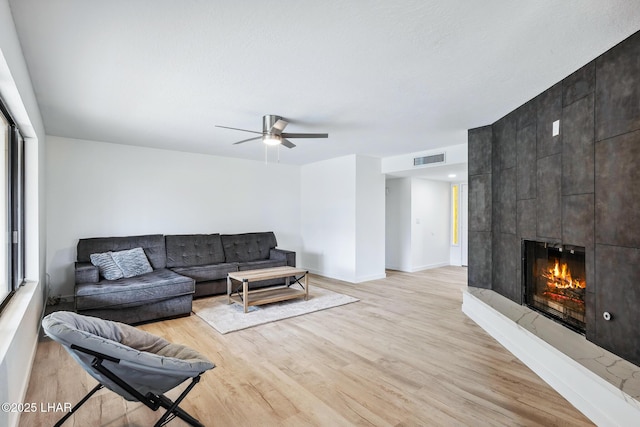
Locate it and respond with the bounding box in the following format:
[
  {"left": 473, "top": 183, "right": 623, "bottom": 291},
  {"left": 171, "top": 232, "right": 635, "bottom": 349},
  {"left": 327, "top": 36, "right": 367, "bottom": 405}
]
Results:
[{"left": 263, "top": 134, "right": 282, "bottom": 146}]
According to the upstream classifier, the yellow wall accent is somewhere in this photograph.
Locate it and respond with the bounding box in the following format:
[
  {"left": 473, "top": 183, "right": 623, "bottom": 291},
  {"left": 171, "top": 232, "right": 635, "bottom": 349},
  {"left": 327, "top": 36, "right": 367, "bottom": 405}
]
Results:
[{"left": 452, "top": 185, "right": 459, "bottom": 245}]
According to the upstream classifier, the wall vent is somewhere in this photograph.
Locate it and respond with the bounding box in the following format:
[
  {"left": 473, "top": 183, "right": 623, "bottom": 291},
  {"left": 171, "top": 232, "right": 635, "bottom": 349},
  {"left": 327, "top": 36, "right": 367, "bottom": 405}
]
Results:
[{"left": 414, "top": 153, "right": 445, "bottom": 166}]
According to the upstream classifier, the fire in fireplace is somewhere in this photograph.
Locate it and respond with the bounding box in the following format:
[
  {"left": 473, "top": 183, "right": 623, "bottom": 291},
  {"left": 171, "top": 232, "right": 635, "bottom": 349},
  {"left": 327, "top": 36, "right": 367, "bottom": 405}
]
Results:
[{"left": 523, "top": 241, "right": 586, "bottom": 333}]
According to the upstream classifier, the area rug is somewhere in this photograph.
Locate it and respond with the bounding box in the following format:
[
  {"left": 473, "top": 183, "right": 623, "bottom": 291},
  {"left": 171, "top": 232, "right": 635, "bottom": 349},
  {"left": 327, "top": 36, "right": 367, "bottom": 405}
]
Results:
[{"left": 192, "top": 287, "right": 359, "bottom": 334}]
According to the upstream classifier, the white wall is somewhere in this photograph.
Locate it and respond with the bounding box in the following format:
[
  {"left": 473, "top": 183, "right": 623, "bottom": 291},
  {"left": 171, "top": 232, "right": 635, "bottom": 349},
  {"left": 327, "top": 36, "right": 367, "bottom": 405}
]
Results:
[
  {"left": 411, "top": 178, "right": 451, "bottom": 271},
  {"left": 385, "top": 178, "right": 412, "bottom": 271},
  {"left": 46, "top": 136, "right": 302, "bottom": 298},
  {"left": 301, "top": 154, "right": 385, "bottom": 283},
  {"left": 300, "top": 155, "right": 356, "bottom": 281},
  {"left": 355, "top": 156, "right": 386, "bottom": 281},
  {"left": 0, "top": 1, "right": 46, "bottom": 426},
  {"left": 385, "top": 177, "right": 451, "bottom": 272}
]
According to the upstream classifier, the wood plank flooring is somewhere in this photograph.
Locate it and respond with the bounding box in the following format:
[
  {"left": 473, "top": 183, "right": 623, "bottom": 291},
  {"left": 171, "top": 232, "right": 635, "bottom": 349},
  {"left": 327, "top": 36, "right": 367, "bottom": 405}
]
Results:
[{"left": 19, "top": 267, "right": 593, "bottom": 426}]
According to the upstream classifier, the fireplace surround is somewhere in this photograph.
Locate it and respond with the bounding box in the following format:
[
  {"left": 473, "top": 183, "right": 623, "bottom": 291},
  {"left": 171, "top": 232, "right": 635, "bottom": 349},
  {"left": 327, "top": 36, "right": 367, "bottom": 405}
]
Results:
[{"left": 468, "top": 29, "right": 640, "bottom": 368}]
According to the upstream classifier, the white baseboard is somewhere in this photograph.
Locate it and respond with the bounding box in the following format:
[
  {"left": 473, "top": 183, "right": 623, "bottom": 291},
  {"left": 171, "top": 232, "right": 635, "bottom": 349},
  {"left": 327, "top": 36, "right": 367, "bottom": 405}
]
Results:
[
  {"left": 462, "top": 290, "right": 640, "bottom": 427},
  {"left": 409, "top": 262, "right": 449, "bottom": 272},
  {"left": 303, "top": 268, "right": 385, "bottom": 284},
  {"left": 352, "top": 273, "right": 386, "bottom": 283},
  {"left": 384, "top": 264, "right": 404, "bottom": 271},
  {"left": 305, "top": 268, "right": 350, "bottom": 283},
  {"left": 384, "top": 262, "right": 450, "bottom": 273}
]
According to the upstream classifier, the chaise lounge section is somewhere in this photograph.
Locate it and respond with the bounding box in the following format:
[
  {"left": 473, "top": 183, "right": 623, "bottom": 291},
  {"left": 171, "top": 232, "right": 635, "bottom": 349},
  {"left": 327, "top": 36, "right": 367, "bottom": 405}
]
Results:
[{"left": 75, "top": 235, "right": 195, "bottom": 325}]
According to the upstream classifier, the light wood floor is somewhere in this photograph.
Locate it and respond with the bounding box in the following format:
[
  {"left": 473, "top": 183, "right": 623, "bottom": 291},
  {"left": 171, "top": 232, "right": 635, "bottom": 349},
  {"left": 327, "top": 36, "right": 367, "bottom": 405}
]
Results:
[{"left": 20, "top": 267, "right": 593, "bottom": 426}]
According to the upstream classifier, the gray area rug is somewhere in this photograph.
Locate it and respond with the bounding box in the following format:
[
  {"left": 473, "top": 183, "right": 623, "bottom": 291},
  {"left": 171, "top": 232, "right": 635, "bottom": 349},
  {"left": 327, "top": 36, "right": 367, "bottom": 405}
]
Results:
[{"left": 193, "top": 287, "right": 359, "bottom": 334}]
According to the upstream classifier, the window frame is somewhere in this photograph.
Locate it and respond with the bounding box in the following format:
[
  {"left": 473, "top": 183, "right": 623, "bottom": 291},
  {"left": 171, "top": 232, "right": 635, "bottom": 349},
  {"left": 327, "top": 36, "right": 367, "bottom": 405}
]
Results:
[{"left": 0, "top": 98, "right": 26, "bottom": 313}]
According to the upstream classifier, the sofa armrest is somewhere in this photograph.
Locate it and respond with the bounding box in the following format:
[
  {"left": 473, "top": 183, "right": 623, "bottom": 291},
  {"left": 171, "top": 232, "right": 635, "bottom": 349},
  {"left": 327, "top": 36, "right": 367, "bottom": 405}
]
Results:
[
  {"left": 270, "top": 248, "right": 296, "bottom": 267},
  {"left": 75, "top": 262, "right": 99, "bottom": 284}
]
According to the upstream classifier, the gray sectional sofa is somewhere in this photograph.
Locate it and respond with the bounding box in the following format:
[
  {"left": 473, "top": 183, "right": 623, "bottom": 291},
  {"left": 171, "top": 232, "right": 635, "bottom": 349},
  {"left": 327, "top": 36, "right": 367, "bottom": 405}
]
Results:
[{"left": 74, "top": 232, "right": 296, "bottom": 324}]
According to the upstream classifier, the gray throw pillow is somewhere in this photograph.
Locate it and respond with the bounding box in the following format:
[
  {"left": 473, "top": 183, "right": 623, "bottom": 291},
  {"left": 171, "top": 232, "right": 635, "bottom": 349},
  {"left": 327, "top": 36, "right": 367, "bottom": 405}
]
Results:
[
  {"left": 110, "top": 247, "right": 153, "bottom": 278},
  {"left": 90, "top": 252, "right": 124, "bottom": 280}
]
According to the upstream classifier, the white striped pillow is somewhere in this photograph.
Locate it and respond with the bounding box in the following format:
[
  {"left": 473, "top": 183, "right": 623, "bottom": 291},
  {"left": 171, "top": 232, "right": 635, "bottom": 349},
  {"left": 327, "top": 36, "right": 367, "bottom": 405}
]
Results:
[
  {"left": 90, "top": 252, "right": 124, "bottom": 280},
  {"left": 110, "top": 247, "right": 153, "bottom": 278}
]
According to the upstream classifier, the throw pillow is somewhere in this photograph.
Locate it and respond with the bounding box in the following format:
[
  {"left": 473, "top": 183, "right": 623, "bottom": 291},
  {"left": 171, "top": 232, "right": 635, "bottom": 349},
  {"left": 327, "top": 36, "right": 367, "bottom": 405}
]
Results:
[
  {"left": 110, "top": 247, "right": 153, "bottom": 278},
  {"left": 90, "top": 252, "right": 124, "bottom": 280}
]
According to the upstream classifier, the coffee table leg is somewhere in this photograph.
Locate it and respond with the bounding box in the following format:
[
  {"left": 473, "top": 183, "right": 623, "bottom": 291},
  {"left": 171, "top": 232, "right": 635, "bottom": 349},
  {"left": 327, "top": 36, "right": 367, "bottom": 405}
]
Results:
[
  {"left": 243, "top": 279, "right": 248, "bottom": 313},
  {"left": 304, "top": 272, "right": 309, "bottom": 301},
  {"left": 227, "top": 275, "right": 231, "bottom": 304}
]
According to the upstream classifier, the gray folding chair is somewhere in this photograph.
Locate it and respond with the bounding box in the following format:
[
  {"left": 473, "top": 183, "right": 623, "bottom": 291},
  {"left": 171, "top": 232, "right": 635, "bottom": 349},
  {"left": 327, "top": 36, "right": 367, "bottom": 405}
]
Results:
[{"left": 42, "top": 311, "right": 215, "bottom": 427}]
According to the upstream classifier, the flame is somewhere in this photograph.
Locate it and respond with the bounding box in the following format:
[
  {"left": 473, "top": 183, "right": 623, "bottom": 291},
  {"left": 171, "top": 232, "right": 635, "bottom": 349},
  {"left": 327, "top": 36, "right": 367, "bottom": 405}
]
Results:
[{"left": 541, "top": 259, "right": 585, "bottom": 290}]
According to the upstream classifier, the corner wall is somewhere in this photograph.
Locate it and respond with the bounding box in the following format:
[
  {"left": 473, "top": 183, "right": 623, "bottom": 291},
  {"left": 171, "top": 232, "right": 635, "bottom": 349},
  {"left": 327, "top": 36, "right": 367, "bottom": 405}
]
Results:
[
  {"left": 355, "top": 156, "right": 386, "bottom": 281},
  {"left": 301, "top": 154, "right": 385, "bottom": 283},
  {"left": 468, "top": 126, "right": 492, "bottom": 289},
  {"left": 385, "top": 178, "right": 411, "bottom": 271}
]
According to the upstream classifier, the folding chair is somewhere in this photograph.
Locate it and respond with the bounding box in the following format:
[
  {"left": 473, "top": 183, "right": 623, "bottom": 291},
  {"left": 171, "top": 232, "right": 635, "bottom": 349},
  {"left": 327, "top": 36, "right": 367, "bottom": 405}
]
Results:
[{"left": 42, "top": 311, "right": 215, "bottom": 427}]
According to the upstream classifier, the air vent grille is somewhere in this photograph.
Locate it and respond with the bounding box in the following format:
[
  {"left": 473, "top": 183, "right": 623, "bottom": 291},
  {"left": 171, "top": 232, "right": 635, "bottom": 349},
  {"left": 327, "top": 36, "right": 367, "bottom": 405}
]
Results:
[{"left": 414, "top": 153, "right": 445, "bottom": 166}]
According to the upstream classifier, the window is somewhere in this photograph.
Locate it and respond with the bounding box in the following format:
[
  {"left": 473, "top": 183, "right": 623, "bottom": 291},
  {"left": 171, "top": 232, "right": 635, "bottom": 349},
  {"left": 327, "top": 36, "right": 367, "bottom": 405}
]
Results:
[
  {"left": 0, "top": 110, "right": 8, "bottom": 306},
  {"left": 0, "top": 99, "right": 25, "bottom": 313}
]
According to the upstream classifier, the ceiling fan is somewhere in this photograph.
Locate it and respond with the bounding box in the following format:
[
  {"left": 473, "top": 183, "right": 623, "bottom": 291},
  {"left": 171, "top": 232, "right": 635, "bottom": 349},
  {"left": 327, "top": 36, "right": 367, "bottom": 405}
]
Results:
[{"left": 216, "top": 115, "right": 328, "bottom": 149}]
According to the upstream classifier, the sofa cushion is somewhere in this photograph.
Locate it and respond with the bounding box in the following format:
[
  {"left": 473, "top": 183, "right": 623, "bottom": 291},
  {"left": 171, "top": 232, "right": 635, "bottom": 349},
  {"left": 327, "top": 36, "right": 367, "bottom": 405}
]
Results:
[
  {"left": 110, "top": 247, "right": 153, "bottom": 278},
  {"left": 90, "top": 252, "right": 124, "bottom": 280},
  {"left": 77, "top": 235, "right": 167, "bottom": 269},
  {"left": 221, "top": 232, "right": 277, "bottom": 263},
  {"left": 77, "top": 295, "right": 193, "bottom": 325},
  {"left": 165, "top": 234, "right": 225, "bottom": 268},
  {"left": 75, "top": 268, "right": 194, "bottom": 311},
  {"left": 171, "top": 262, "right": 239, "bottom": 282}
]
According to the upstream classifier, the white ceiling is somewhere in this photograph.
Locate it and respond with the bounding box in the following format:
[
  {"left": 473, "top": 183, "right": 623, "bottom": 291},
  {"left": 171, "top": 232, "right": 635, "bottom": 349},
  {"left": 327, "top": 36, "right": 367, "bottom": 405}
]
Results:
[{"left": 8, "top": 1, "right": 640, "bottom": 167}]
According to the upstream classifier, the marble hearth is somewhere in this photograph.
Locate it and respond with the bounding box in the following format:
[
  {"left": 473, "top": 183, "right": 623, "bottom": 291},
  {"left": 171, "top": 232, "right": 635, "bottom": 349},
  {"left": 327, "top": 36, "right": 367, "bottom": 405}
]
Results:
[{"left": 463, "top": 286, "right": 640, "bottom": 426}]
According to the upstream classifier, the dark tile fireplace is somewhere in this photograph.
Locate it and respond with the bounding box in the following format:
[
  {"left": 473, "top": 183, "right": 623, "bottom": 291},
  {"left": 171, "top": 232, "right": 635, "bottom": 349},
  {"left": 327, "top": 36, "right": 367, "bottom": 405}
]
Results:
[
  {"left": 468, "top": 30, "right": 640, "bottom": 367},
  {"left": 523, "top": 241, "right": 586, "bottom": 333}
]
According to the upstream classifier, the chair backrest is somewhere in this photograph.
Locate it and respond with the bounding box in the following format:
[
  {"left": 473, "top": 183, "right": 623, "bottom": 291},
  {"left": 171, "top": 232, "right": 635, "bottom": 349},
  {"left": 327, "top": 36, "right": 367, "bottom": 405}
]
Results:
[{"left": 42, "top": 311, "right": 214, "bottom": 401}]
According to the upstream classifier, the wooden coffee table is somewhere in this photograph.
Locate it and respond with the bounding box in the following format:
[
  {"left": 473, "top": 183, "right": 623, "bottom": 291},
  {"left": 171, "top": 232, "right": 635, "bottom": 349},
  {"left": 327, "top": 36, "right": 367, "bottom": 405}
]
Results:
[{"left": 227, "top": 266, "right": 309, "bottom": 313}]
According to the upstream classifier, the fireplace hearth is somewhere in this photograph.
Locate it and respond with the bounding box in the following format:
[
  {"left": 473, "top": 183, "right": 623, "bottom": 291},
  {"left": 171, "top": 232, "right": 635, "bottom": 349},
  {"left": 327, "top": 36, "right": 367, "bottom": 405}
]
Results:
[{"left": 523, "top": 241, "right": 586, "bottom": 333}]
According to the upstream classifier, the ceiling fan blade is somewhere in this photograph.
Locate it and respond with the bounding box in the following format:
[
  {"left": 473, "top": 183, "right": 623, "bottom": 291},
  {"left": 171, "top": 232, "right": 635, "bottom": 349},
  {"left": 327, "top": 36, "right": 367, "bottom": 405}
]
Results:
[
  {"left": 281, "top": 132, "right": 328, "bottom": 139},
  {"left": 216, "top": 125, "right": 263, "bottom": 135},
  {"left": 270, "top": 119, "right": 289, "bottom": 133},
  {"left": 281, "top": 138, "right": 296, "bottom": 149},
  {"left": 233, "top": 136, "right": 263, "bottom": 145}
]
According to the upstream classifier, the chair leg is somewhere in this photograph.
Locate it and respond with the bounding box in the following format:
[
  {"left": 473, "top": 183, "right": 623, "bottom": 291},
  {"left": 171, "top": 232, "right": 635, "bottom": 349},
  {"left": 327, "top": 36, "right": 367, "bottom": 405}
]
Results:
[
  {"left": 89, "top": 354, "right": 205, "bottom": 426},
  {"left": 54, "top": 383, "right": 103, "bottom": 427},
  {"left": 155, "top": 397, "right": 205, "bottom": 427},
  {"left": 154, "top": 376, "right": 204, "bottom": 427}
]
